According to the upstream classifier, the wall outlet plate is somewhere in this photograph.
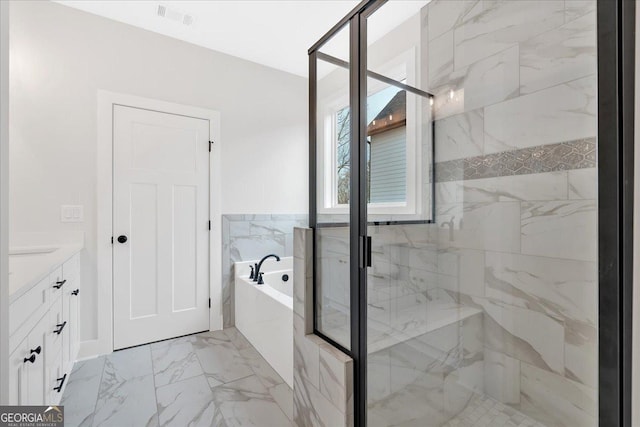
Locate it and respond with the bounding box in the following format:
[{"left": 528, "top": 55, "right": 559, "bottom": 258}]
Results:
[{"left": 61, "top": 205, "right": 84, "bottom": 223}]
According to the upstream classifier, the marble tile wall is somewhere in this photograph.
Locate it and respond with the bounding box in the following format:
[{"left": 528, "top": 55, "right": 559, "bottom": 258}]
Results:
[
  {"left": 293, "top": 227, "right": 354, "bottom": 427},
  {"left": 422, "top": 1, "right": 598, "bottom": 425},
  {"left": 368, "top": 313, "right": 484, "bottom": 427},
  {"left": 221, "top": 214, "right": 307, "bottom": 327},
  {"left": 308, "top": 1, "right": 598, "bottom": 425}
]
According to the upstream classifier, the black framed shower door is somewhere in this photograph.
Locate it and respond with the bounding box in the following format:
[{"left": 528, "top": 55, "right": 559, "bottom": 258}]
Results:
[{"left": 308, "top": 0, "right": 635, "bottom": 426}]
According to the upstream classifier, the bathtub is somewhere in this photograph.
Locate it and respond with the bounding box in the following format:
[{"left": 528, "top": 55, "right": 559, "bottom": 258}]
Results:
[{"left": 234, "top": 257, "right": 293, "bottom": 387}]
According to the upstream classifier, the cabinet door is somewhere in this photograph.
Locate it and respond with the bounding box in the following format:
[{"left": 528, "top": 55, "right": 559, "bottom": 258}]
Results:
[
  {"left": 68, "top": 278, "right": 80, "bottom": 362},
  {"left": 62, "top": 286, "right": 71, "bottom": 370},
  {"left": 63, "top": 254, "right": 81, "bottom": 364},
  {"left": 46, "top": 353, "right": 64, "bottom": 405},
  {"left": 26, "top": 315, "right": 48, "bottom": 405},
  {"left": 8, "top": 338, "right": 29, "bottom": 405}
]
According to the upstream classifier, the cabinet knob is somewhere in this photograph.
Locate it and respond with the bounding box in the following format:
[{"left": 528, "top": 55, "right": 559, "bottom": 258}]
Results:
[
  {"left": 71, "top": 289, "right": 79, "bottom": 296},
  {"left": 23, "top": 354, "right": 36, "bottom": 364},
  {"left": 30, "top": 346, "right": 41, "bottom": 355}
]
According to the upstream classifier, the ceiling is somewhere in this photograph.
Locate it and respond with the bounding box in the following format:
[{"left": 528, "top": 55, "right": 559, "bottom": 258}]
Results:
[{"left": 55, "top": 1, "right": 427, "bottom": 78}]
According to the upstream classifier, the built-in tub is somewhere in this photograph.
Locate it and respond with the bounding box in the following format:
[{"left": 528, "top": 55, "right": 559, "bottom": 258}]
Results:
[{"left": 234, "top": 257, "right": 293, "bottom": 387}]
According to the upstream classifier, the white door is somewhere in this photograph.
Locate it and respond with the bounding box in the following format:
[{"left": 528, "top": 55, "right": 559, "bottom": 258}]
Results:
[{"left": 113, "top": 105, "right": 210, "bottom": 349}]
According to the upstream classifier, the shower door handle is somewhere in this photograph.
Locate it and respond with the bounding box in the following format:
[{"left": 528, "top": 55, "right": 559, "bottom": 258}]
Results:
[{"left": 360, "top": 236, "right": 372, "bottom": 268}]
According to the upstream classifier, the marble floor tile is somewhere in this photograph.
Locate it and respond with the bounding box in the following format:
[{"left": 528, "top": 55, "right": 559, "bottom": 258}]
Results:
[
  {"left": 151, "top": 340, "right": 203, "bottom": 387},
  {"left": 156, "top": 375, "right": 222, "bottom": 427},
  {"left": 60, "top": 357, "right": 106, "bottom": 427},
  {"left": 224, "top": 327, "right": 253, "bottom": 350},
  {"left": 196, "top": 340, "right": 255, "bottom": 385},
  {"left": 238, "top": 346, "right": 284, "bottom": 389},
  {"left": 103, "top": 345, "right": 153, "bottom": 383},
  {"left": 212, "top": 375, "right": 292, "bottom": 427},
  {"left": 441, "top": 393, "right": 546, "bottom": 427},
  {"left": 60, "top": 329, "right": 292, "bottom": 427},
  {"left": 268, "top": 382, "right": 294, "bottom": 421},
  {"left": 93, "top": 374, "right": 158, "bottom": 427},
  {"left": 191, "top": 329, "right": 234, "bottom": 350},
  {"left": 367, "top": 376, "right": 446, "bottom": 427}
]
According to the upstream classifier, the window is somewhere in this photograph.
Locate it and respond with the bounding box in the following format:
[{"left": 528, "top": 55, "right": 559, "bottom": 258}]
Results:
[
  {"left": 333, "top": 85, "right": 406, "bottom": 206},
  {"left": 316, "top": 48, "right": 432, "bottom": 222}
]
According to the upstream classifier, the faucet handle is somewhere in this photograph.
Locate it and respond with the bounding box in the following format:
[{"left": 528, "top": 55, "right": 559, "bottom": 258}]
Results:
[
  {"left": 257, "top": 272, "right": 264, "bottom": 285},
  {"left": 249, "top": 265, "right": 254, "bottom": 280}
]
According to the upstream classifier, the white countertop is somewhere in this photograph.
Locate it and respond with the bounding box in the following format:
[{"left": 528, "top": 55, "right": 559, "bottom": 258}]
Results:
[{"left": 9, "top": 244, "right": 83, "bottom": 303}]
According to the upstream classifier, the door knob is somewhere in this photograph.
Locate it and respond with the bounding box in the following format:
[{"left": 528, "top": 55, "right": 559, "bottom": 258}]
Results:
[{"left": 117, "top": 235, "right": 128, "bottom": 244}]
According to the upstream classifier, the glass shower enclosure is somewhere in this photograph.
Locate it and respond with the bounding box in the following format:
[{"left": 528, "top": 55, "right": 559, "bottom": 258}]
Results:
[{"left": 309, "top": 1, "right": 633, "bottom": 426}]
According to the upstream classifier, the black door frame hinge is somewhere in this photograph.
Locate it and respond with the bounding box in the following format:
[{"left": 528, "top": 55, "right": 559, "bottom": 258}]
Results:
[
  {"left": 208, "top": 220, "right": 211, "bottom": 230},
  {"left": 209, "top": 140, "right": 213, "bottom": 152},
  {"left": 208, "top": 298, "right": 211, "bottom": 308},
  {"left": 111, "top": 236, "right": 113, "bottom": 244}
]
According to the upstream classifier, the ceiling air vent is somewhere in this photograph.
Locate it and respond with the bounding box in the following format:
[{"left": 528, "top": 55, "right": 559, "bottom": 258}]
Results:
[{"left": 156, "top": 4, "right": 195, "bottom": 27}]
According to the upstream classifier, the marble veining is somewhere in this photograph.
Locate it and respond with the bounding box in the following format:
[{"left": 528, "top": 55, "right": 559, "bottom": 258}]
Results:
[
  {"left": 441, "top": 393, "right": 546, "bottom": 427},
  {"left": 222, "top": 214, "right": 307, "bottom": 327},
  {"left": 520, "top": 12, "right": 596, "bottom": 95},
  {"left": 483, "top": 76, "right": 596, "bottom": 154},
  {"left": 61, "top": 328, "right": 292, "bottom": 427},
  {"left": 453, "top": 0, "right": 565, "bottom": 71}
]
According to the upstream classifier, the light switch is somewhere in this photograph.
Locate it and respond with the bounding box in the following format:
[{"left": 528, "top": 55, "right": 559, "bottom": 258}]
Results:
[{"left": 61, "top": 205, "right": 84, "bottom": 223}]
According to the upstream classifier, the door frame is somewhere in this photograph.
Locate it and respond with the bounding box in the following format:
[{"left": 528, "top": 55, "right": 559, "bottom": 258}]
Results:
[{"left": 84, "top": 91, "right": 222, "bottom": 357}]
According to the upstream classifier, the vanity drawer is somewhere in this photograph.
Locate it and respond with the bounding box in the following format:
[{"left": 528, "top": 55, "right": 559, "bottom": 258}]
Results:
[{"left": 9, "top": 276, "right": 49, "bottom": 337}]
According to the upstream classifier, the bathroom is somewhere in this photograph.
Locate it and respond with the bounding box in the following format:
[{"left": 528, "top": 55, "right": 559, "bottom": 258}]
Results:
[{"left": 0, "top": 1, "right": 637, "bottom": 427}]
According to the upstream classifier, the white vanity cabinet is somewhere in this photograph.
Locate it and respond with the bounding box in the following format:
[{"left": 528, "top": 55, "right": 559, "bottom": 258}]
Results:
[
  {"left": 8, "top": 251, "right": 82, "bottom": 405},
  {"left": 8, "top": 312, "right": 49, "bottom": 405}
]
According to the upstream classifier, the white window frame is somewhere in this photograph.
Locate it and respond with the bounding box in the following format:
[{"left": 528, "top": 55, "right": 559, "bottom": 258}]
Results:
[{"left": 317, "top": 47, "right": 425, "bottom": 219}]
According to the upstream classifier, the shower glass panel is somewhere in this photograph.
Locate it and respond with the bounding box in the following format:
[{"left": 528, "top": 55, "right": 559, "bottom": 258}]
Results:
[
  {"left": 315, "top": 23, "right": 352, "bottom": 349},
  {"left": 365, "top": 1, "right": 598, "bottom": 427}
]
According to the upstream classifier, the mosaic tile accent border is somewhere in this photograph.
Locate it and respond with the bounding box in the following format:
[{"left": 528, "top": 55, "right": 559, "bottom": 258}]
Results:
[{"left": 435, "top": 138, "right": 596, "bottom": 183}]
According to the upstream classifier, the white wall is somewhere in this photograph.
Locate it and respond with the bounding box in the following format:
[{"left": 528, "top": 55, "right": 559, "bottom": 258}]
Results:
[
  {"left": 9, "top": 1, "right": 308, "bottom": 346},
  {"left": 0, "top": 0, "right": 10, "bottom": 404}
]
